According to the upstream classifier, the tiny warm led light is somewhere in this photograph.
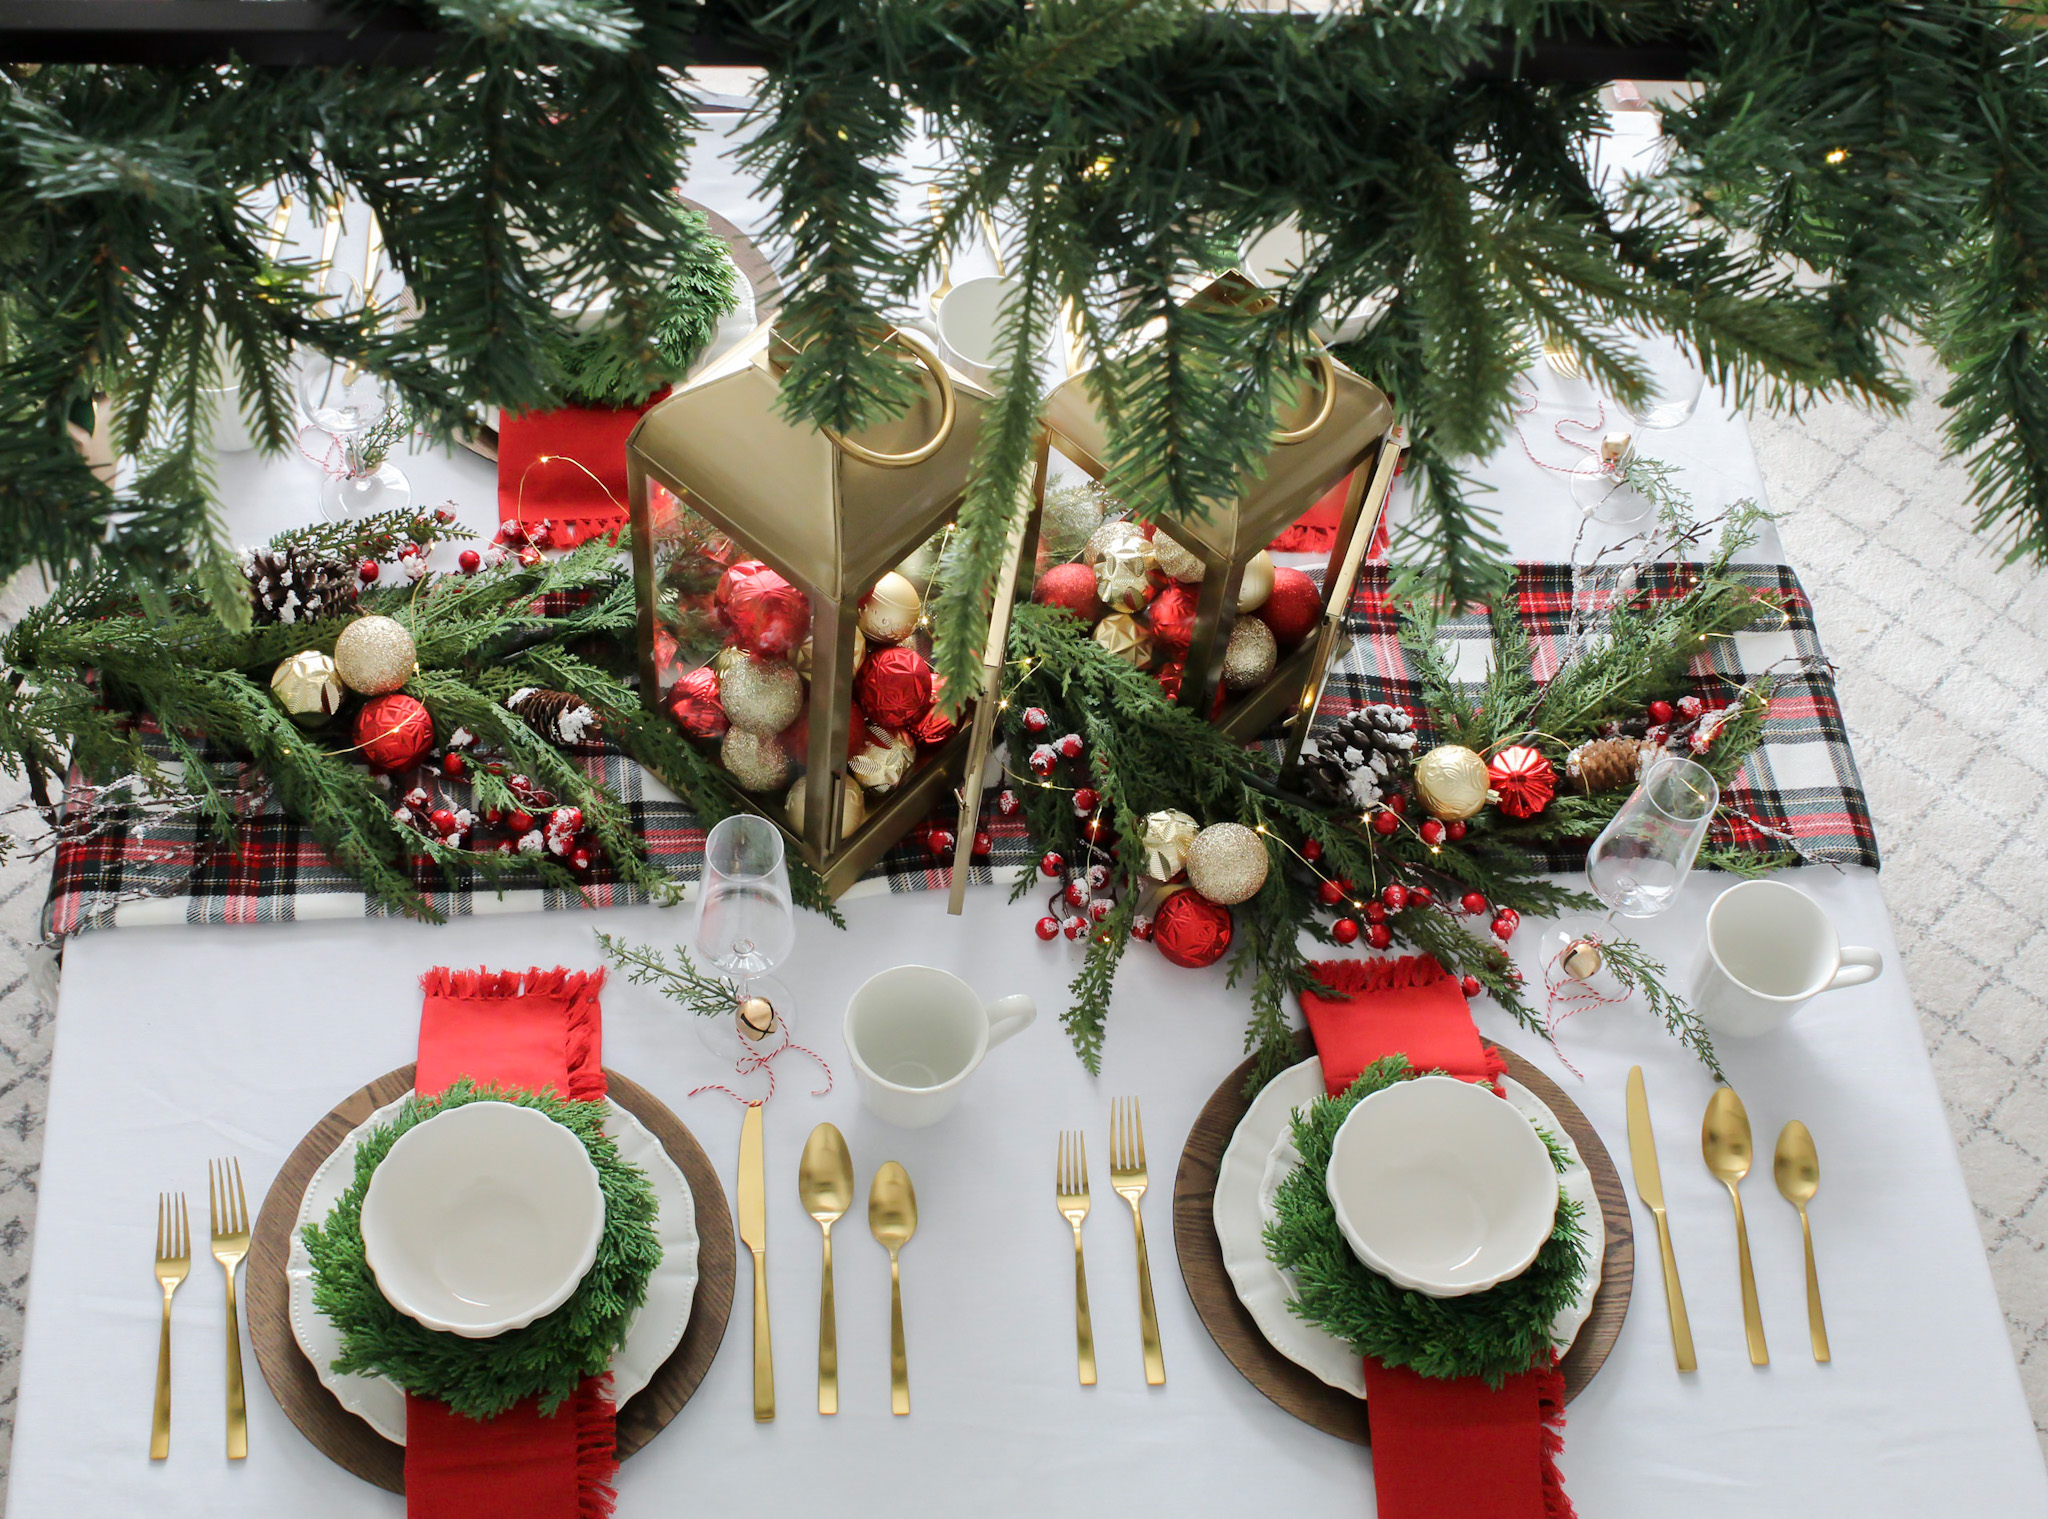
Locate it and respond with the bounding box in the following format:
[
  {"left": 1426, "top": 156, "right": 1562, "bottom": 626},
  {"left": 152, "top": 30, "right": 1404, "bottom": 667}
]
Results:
[{"left": 1825, "top": 147, "right": 1849, "bottom": 165}]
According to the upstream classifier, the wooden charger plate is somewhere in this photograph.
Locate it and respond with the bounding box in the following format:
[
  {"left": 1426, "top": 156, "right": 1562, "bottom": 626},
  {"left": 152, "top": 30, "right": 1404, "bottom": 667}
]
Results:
[
  {"left": 1172, "top": 1035, "right": 1633, "bottom": 1444},
  {"left": 247, "top": 1065, "right": 735, "bottom": 1493}
]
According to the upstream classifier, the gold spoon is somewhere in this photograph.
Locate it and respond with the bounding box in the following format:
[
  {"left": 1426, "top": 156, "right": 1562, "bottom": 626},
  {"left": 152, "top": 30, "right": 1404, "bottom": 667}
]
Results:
[
  {"left": 799, "top": 1123, "right": 855, "bottom": 1414},
  {"left": 1773, "top": 1120, "right": 1831, "bottom": 1363},
  {"left": 868, "top": 1160, "right": 918, "bottom": 1416},
  {"left": 1703, "top": 1087, "right": 1769, "bottom": 1365}
]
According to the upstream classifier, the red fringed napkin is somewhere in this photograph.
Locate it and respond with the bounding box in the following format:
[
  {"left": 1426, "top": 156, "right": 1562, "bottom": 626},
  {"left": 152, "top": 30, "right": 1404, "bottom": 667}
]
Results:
[
  {"left": 406, "top": 967, "right": 617, "bottom": 1519},
  {"left": 496, "top": 392, "right": 669, "bottom": 547},
  {"left": 1300, "top": 958, "right": 1573, "bottom": 1519},
  {"left": 1264, "top": 463, "right": 1400, "bottom": 556}
]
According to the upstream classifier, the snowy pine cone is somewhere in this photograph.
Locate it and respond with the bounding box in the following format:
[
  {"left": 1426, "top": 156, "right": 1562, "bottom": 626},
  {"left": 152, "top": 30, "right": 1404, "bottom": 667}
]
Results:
[{"left": 1298, "top": 704, "right": 1418, "bottom": 809}]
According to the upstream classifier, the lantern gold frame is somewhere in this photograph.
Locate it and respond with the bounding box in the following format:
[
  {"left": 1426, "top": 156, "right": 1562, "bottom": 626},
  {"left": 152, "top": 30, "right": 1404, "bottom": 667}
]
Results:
[{"left": 627, "top": 322, "right": 1010, "bottom": 898}]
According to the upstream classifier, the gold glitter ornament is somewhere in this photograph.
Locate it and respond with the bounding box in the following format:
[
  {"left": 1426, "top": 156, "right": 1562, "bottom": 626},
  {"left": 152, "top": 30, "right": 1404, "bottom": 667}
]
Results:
[
  {"left": 720, "top": 728, "right": 790, "bottom": 792},
  {"left": 857, "top": 571, "right": 922, "bottom": 644},
  {"left": 849, "top": 725, "right": 916, "bottom": 792},
  {"left": 269, "top": 650, "right": 345, "bottom": 725},
  {"left": 1091, "top": 523, "right": 1157, "bottom": 612},
  {"left": 1236, "top": 550, "right": 1275, "bottom": 613},
  {"left": 1138, "top": 808, "right": 1199, "bottom": 880},
  {"left": 1083, "top": 519, "right": 1136, "bottom": 567},
  {"left": 719, "top": 656, "right": 804, "bottom": 736},
  {"left": 785, "top": 773, "right": 866, "bottom": 836},
  {"left": 1092, "top": 612, "right": 1155, "bottom": 668},
  {"left": 1561, "top": 938, "right": 1605, "bottom": 980},
  {"left": 792, "top": 626, "right": 865, "bottom": 681},
  {"left": 1413, "top": 743, "right": 1490, "bottom": 820},
  {"left": 1185, "top": 821, "right": 1269, "bottom": 905},
  {"left": 1151, "top": 531, "right": 1206, "bottom": 583},
  {"left": 1221, "top": 615, "right": 1277, "bottom": 691},
  {"left": 332, "top": 614, "right": 417, "bottom": 695}
]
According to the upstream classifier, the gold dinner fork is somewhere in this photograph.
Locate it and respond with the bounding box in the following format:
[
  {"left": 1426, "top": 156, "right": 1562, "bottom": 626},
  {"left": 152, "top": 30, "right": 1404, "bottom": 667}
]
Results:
[
  {"left": 210, "top": 1157, "right": 250, "bottom": 1460},
  {"left": 1055, "top": 1131, "right": 1096, "bottom": 1386},
  {"left": 1109, "top": 1097, "right": 1165, "bottom": 1386},
  {"left": 150, "top": 1193, "right": 189, "bottom": 1460}
]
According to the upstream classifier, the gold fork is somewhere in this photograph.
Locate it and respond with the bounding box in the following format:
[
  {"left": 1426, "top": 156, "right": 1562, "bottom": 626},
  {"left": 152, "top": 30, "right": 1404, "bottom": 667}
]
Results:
[
  {"left": 1109, "top": 1097, "right": 1166, "bottom": 1386},
  {"left": 1055, "top": 1131, "right": 1096, "bottom": 1386},
  {"left": 927, "top": 186, "right": 954, "bottom": 311},
  {"left": 210, "top": 1158, "right": 250, "bottom": 1460},
  {"left": 150, "top": 1193, "right": 189, "bottom": 1460}
]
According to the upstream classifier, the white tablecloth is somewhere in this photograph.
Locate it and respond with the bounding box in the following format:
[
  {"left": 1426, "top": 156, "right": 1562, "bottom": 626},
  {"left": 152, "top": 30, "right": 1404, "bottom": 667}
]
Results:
[{"left": 8, "top": 110, "right": 2047, "bottom": 1519}]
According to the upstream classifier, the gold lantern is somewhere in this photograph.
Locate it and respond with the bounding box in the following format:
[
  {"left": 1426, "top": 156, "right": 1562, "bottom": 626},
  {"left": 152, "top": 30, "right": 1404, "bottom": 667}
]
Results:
[
  {"left": 1031, "top": 272, "right": 1404, "bottom": 764},
  {"left": 627, "top": 323, "right": 1006, "bottom": 897}
]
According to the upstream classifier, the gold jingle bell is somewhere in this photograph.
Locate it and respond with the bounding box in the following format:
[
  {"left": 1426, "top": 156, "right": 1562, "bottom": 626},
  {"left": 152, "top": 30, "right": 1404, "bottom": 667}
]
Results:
[
  {"left": 1561, "top": 938, "right": 1604, "bottom": 980},
  {"left": 737, "top": 995, "right": 778, "bottom": 1042}
]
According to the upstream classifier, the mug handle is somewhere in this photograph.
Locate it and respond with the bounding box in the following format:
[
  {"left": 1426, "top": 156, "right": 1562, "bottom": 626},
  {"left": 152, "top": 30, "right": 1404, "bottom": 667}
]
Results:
[
  {"left": 1828, "top": 946, "right": 1883, "bottom": 991},
  {"left": 985, "top": 994, "right": 1037, "bottom": 1049}
]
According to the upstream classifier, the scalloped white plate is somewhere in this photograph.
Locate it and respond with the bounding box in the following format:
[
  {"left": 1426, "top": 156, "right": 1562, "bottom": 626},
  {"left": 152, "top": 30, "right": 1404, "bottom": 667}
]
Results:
[
  {"left": 1214, "top": 1056, "right": 1604, "bottom": 1400},
  {"left": 286, "top": 1095, "right": 698, "bottom": 1445}
]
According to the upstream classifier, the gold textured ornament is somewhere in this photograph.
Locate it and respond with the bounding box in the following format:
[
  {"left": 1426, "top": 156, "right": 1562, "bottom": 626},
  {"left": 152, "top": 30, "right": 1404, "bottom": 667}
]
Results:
[
  {"left": 1561, "top": 938, "right": 1604, "bottom": 980},
  {"left": 785, "top": 773, "right": 866, "bottom": 836},
  {"left": 1083, "top": 518, "right": 1136, "bottom": 568},
  {"left": 1413, "top": 743, "right": 1490, "bottom": 821},
  {"left": 269, "top": 650, "right": 345, "bottom": 725},
  {"left": 720, "top": 728, "right": 791, "bottom": 792},
  {"left": 858, "top": 571, "right": 922, "bottom": 644},
  {"left": 1236, "top": 550, "right": 1275, "bottom": 613},
  {"left": 1185, "top": 821, "right": 1269, "bottom": 905},
  {"left": 849, "top": 725, "right": 916, "bottom": 792},
  {"left": 793, "top": 627, "right": 865, "bottom": 681},
  {"left": 1092, "top": 612, "right": 1155, "bottom": 668},
  {"left": 1138, "top": 808, "right": 1199, "bottom": 880},
  {"left": 720, "top": 655, "right": 804, "bottom": 736},
  {"left": 332, "top": 614, "right": 417, "bottom": 696},
  {"left": 1151, "top": 531, "right": 1206, "bottom": 584},
  {"left": 1221, "top": 614, "right": 1277, "bottom": 691},
  {"left": 712, "top": 645, "right": 749, "bottom": 680},
  {"left": 1091, "top": 523, "right": 1157, "bottom": 612}
]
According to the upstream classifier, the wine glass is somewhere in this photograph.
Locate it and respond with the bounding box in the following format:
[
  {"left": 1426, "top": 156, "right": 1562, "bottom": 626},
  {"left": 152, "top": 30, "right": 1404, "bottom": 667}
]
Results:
[
  {"left": 298, "top": 279, "right": 412, "bottom": 520},
  {"left": 1613, "top": 332, "right": 1705, "bottom": 431},
  {"left": 694, "top": 813, "right": 799, "bottom": 1061}
]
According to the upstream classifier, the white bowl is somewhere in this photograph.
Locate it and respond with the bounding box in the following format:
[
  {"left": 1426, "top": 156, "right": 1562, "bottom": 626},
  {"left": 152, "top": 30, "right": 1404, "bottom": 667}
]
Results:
[
  {"left": 1324, "top": 1075, "right": 1558, "bottom": 1298},
  {"left": 361, "top": 1101, "right": 605, "bottom": 1338}
]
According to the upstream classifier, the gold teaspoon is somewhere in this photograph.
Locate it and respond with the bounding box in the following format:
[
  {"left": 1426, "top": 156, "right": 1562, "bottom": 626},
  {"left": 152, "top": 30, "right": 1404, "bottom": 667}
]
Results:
[
  {"left": 799, "top": 1124, "right": 855, "bottom": 1414},
  {"left": 869, "top": 1161, "right": 918, "bottom": 1415},
  {"left": 1703, "top": 1087, "right": 1769, "bottom": 1365},
  {"left": 1773, "top": 1120, "right": 1831, "bottom": 1363}
]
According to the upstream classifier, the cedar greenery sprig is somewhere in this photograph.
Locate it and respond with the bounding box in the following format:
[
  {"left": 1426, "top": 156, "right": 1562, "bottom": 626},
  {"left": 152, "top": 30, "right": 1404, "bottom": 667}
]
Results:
[
  {"left": 302, "top": 1080, "right": 662, "bottom": 1421},
  {"left": 1264, "top": 1056, "right": 1589, "bottom": 1387},
  {"left": 595, "top": 930, "right": 740, "bottom": 1020}
]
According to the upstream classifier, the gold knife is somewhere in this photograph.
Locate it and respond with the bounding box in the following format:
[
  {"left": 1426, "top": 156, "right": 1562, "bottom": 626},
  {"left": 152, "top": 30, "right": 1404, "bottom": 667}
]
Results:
[
  {"left": 738, "top": 1101, "right": 773, "bottom": 1420},
  {"left": 1626, "top": 1066, "right": 1697, "bottom": 1372}
]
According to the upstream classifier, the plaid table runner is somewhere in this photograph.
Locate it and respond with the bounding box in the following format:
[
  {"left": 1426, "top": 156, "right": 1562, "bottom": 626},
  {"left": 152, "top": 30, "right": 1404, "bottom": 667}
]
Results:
[{"left": 43, "top": 560, "right": 1875, "bottom": 937}]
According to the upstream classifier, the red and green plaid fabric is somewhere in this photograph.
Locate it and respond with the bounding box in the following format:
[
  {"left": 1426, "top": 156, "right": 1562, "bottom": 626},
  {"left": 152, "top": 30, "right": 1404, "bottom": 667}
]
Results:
[{"left": 43, "top": 560, "right": 1873, "bottom": 936}]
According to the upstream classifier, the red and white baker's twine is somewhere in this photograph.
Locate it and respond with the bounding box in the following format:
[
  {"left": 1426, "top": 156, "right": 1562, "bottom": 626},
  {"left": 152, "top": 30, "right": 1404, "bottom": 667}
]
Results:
[
  {"left": 688, "top": 1018, "right": 834, "bottom": 1106},
  {"left": 1539, "top": 937, "right": 1632, "bottom": 1080},
  {"left": 1509, "top": 378, "right": 1613, "bottom": 479}
]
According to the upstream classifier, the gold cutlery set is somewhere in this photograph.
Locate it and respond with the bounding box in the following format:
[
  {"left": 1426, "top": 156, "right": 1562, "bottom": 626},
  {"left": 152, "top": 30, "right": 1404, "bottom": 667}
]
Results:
[
  {"left": 1627, "top": 1068, "right": 1831, "bottom": 1370},
  {"left": 748, "top": 1107, "right": 922, "bottom": 1421},
  {"left": 1056, "top": 1096, "right": 1166, "bottom": 1388},
  {"left": 148, "top": 1158, "right": 251, "bottom": 1459}
]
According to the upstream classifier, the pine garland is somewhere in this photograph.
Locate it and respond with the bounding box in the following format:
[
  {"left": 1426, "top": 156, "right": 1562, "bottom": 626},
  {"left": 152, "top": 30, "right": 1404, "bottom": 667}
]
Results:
[
  {"left": 1264, "top": 1056, "right": 1589, "bottom": 1387},
  {"left": 301, "top": 1079, "right": 662, "bottom": 1421}
]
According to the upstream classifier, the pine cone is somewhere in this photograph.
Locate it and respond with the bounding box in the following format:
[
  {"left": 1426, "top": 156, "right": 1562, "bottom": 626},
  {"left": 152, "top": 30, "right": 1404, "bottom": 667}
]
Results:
[
  {"left": 1569, "top": 736, "right": 1651, "bottom": 792},
  {"left": 1299, "top": 704, "right": 1418, "bottom": 808},
  {"left": 507, "top": 686, "right": 600, "bottom": 747},
  {"left": 243, "top": 547, "right": 360, "bottom": 626}
]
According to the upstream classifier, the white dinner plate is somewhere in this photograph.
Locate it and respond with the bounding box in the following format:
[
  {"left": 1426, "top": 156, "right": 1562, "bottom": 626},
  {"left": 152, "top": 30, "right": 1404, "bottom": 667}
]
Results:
[
  {"left": 1214, "top": 1056, "right": 1605, "bottom": 1400},
  {"left": 287, "top": 1094, "right": 699, "bottom": 1445}
]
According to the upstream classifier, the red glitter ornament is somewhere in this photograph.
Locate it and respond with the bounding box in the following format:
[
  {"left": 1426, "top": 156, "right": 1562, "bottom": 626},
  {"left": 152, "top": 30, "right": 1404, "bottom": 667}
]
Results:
[
  {"left": 856, "top": 646, "right": 936, "bottom": 730},
  {"left": 1332, "top": 918, "right": 1360, "bottom": 946},
  {"left": 668, "top": 666, "right": 729, "bottom": 740},
  {"left": 354, "top": 694, "right": 434, "bottom": 771},
  {"left": 1153, "top": 890, "right": 1234, "bottom": 969},
  {"left": 1036, "top": 916, "right": 1061, "bottom": 941},
  {"left": 1033, "top": 562, "right": 1107, "bottom": 622},
  {"left": 1366, "top": 924, "right": 1393, "bottom": 950},
  {"left": 726, "top": 567, "right": 811, "bottom": 658},
  {"left": 1145, "top": 583, "right": 1199, "bottom": 658},
  {"left": 1040, "top": 851, "right": 1065, "bottom": 878},
  {"left": 1486, "top": 744, "right": 1557, "bottom": 819},
  {"left": 1257, "top": 566, "right": 1320, "bottom": 648}
]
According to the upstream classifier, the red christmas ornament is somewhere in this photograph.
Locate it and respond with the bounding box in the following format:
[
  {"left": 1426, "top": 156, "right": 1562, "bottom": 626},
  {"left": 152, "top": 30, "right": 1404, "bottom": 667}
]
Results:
[
  {"left": 358, "top": 558, "right": 379, "bottom": 583},
  {"left": 458, "top": 548, "right": 482, "bottom": 574},
  {"left": 715, "top": 558, "right": 767, "bottom": 610},
  {"left": 856, "top": 647, "right": 936, "bottom": 730},
  {"left": 354, "top": 694, "right": 434, "bottom": 771},
  {"left": 1145, "top": 583, "right": 1199, "bottom": 658},
  {"left": 1647, "top": 699, "right": 1674, "bottom": 725},
  {"left": 1036, "top": 916, "right": 1061, "bottom": 941},
  {"left": 1491, "top": 910, "right": 1521, "bottom": 941},
  {"left": 1022, "top": 706, "right": 1050, "bottom": 734},
  {"left": 1033, "top": 562, "right": 1107, "bottom": 622},
  {"left": 997, "top": 789, "right": 1020, "bottom": 816},
  {"left": 1486, "top": 744, "right": 1557, "bottom": 819},
  {"left": 1317, "top": 879, "right": 1345, "bottom": 907},
  {"left": 1446, "top": 819, "right": 1467, "bottom": 841},
  {"left": 910, "top": 696, "right": 958, "bottom": 748},
  {"left": 972, "top": 830, "right": 993, "bottom": 857},
  {"left": 1152, "top": 890, "right": 1234, "bottom": 969},
  {"left": 1332, "top": 918, "right": 1360, "bottom": 946},
  {"left": 1257, "top": 566, "right": 1321, "bottom": 648},
  {"left": 1372, "top": 810, "right": 1400, "bottom": 836},
  {"left": 1301, "top": 837, "right": 1323, "bottom": 862},
  {"left": 1056, "top": 733, "right": 1085, "bottom": 760},
  {"left": 1040, "top": 851, "right": 1065, "bottom": 878},
  {"left": 1460, "top": 975, "right": 1483, "bottom": 999},
  {"left": 442, "top": 751, "right": 467, "bottom": 778},
  {"left": 1381, "top": 883, "right": 1409, "bottom": 911},
  {"left": 1418, "top": 818, "right": 1444, "bottom": 846},
  {"left": 1366, "top": 923, "right": 1393, "bottom": 950},
  {"left": 727, "top": 567, "right": 811, "bottom": 658},
  {"left": 668, "top": 666, "right": 729, "bottom": 741},
  {"left": 928, "top": 828, "right": 957, "bottom": 859},
  {"left": 1462, "top": 891, "right": 1489, "bottom": 916},
  {"left": 1072, "top": 787, "right": 1100, "bottom": 814}
]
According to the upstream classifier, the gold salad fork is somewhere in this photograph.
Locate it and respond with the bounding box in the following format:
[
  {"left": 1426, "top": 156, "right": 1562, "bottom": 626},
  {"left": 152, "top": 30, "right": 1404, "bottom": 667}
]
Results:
[
  {"left": 1109, "top": 1097, "right": 1166, "bottom": 1385},
  {"left": 1056, "top": 1131, "right": 1096, "bottom": 1386},
  {"left": 210, "top": 1158, "right": 250, "bottom": 1459},
  {"left": 150, "top": 1193, "right": 190, "bottom": 1460}
]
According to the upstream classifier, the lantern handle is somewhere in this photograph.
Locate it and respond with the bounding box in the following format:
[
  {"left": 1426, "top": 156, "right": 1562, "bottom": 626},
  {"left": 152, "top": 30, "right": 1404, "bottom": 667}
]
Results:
[
  {"left": 1272, "top": 349, "right": 1338, "bottom": 446},
  {"left": 822, "top": 327, "right": 958, "bottom": 469}
]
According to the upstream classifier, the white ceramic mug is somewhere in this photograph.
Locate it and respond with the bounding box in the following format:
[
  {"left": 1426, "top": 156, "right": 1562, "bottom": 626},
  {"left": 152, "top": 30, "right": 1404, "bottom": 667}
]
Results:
[
  {"left": 935, "top": 276, "right": 1017, "bottom": 389},
  {"left": 844, "top": 965, "right": 1035, "bottom": 1128},
  {"left": 1692, "top": 879, "right": 1883, "bottom": 1037}
]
